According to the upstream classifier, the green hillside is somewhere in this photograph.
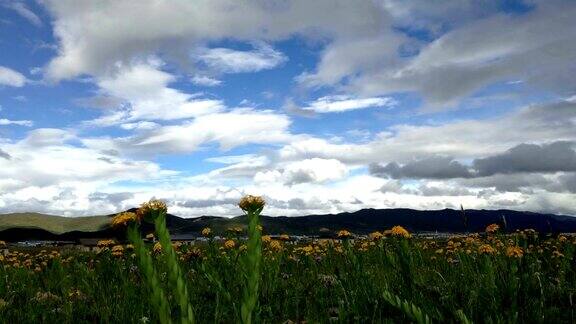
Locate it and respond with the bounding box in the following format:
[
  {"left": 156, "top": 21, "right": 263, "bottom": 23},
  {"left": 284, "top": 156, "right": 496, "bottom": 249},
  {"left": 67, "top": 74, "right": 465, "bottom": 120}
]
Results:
[{"left": 0, "top": 213, "right": 111, "bottom": 234}]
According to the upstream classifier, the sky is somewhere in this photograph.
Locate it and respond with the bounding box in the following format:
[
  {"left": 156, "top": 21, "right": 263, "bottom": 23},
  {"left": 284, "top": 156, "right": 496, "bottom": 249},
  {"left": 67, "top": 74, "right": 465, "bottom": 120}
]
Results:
[{"left": 0, "top": 0, "right": 575, "bottom": 217}]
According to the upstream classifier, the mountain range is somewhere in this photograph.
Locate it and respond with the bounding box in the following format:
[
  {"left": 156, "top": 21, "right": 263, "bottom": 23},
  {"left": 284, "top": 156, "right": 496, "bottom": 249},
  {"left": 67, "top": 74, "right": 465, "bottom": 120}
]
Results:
[{"left": 1, "top": 208, "right": 575, "bottom": 242}]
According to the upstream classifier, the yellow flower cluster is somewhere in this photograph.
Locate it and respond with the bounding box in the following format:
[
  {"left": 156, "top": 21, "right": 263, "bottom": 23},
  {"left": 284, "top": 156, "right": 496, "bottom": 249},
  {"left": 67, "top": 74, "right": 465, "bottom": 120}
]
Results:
[
  {"left": 485, "top": 223, "right": 500, "bottom": 234},
  {"left": 227, "top": 226, "right": 243, "bottom": 234},
  {"left": 111, "top": 245, "right": 124, "bottom": 257},
  {"left": 111, "top": 211, "right": 140, "bottom": 229},
  {"left": 0, "top": 249, "right": 59, "bottom": 271},
  {"left": 201, "top": 227, "right": 212, "bottom": 237},
  {"left": 337, "top": 230, "right": 352, "bottom": 238},
  {"left": 369, "top": 231, "right": 384, "bottom": 241},
  {"left": 137, "top": 199, "right": 168, "bottom": 219},
  {"left": 238, "top": 195, "right": 266, "bottom": 213},
  {"left": 269, "top": 240, "right": 282, "bottom": 252},
  {"left": 97, "top": 239, "right": 116, "bottom": 248},
  {"left": 478, "top": 244, "right": 496, "bottom": 255},
  {"left": 390, "top": 226, "right": 411, "bottom": 238},
  {"left": 224, "top": 240, "right": 236, "bottom": 249},
  {"left": 506, "top": 246, "right": 524, "bottom": 258},
  {"left": 153, "top": 242, "right": 163, "bottom": 254}
]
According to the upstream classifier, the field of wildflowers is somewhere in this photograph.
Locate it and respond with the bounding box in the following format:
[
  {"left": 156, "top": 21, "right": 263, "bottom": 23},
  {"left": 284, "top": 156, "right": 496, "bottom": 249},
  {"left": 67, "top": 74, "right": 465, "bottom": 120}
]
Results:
[{"left": 0, "top": 197, "right": 575, "bottom": 323}]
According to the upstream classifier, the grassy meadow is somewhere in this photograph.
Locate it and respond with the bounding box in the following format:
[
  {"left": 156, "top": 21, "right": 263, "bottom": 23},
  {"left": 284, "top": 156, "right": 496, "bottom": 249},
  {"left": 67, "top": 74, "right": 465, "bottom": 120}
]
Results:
[
  {"left": 0, "top": 212, "right": 110, "bottom": 234},
  {"left": 1, "top": 226, "right": 575, "bottom": 323}
]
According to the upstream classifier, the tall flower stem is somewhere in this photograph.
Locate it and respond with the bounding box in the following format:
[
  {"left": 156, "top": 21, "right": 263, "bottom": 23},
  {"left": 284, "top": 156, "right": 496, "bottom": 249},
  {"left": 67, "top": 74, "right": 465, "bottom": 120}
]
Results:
[
  {"left": 127, "top": 225, "right": 172, "bottom": 324},
  {"left": 241, "top": 209, "right": 262, "bottom": 324},
  {"left": 154, "top": 213, "right": 195, "bottom": 324}
]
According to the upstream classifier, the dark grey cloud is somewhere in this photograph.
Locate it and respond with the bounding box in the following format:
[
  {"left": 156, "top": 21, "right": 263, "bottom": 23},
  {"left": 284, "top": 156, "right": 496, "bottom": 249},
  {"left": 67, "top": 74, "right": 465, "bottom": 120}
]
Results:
[
  {"left": 73, "top": 95, "right": 125, "bottom": 110},
  {"left": 265, "top": 197, "right": 341, "bottom": 211},
  {"left": 370, "top": 156, "right": 472, "bottom": 179},
  {"left": 100, "top": 149, "right": 120, "bottom": 156},
  {"left": 177, "top": 198, "right": 238, "bottom": 209},
  {"left": 520, "top": 100, "right": 576, "bottom": 129},
  {"left": 343, "top": 2, "right": 576, "bottom": 109},
  {"left": 558, "top": 173, "right": 576, "bottom": 193},
  {"left": 418, "top": 184, "right": 473, "bottom": 197},
  {"left": 0, "top": 148, "right": 11, "bottom": 160},
  {"left": 460, "top": 174, "right": 553, "bottom": 193},
  {"left": 283, "top": 98, "right": 317, "bottom": 118},
  {"left": 88, "top": 192, "right": 134, "bottom": 204},
  {"left": 473, "top": 141, "right": 576, "bottom": 176},
  {"left": 284, "top": 169, "right": 315, "bottom": 185},
  {"left": 371, "top": 141, "right": 576, "bottom": 182},
  {"left": 97, "top": 156, "right": 115, "bottom": 164},
  {"left": 0, "top": 198, "right": 51, "bottom": 214},
  {"left": 378, "top": 180, "right": 411, "bottom": 194}
]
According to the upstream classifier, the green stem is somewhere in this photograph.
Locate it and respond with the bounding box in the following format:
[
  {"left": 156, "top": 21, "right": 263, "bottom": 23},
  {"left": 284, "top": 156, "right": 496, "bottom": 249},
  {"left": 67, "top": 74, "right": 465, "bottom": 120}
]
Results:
[
  {"left": 127, "top": 226, "right": 172, "bottom": 324},
  {"left": 154, "top": 214, "right": 195, "bottom": 324},
  {"left": 241, "top": 210, "right": 262, "bottom": 324}
]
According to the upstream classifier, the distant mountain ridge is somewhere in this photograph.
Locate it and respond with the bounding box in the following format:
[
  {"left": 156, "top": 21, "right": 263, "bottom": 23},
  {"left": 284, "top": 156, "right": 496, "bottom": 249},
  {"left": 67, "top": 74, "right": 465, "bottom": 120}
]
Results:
[{"left": 0, "top": 208, "right": 575, "bottom": 242}]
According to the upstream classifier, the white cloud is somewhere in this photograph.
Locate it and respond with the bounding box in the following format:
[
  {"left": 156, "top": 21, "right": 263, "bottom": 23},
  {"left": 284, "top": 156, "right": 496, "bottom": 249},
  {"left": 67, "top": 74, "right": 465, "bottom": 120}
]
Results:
[
  {"left": 206, "top": 154, "right": 261, "bottom": 165},
  {"left": 279, "top": 99, "right": 576, "bottom": 165},
  {"left": 255, "top": 158, "right": 348, "bottom": 185},
  {"left": 2, "top": 0, "right": 575, "bottom": 217},
  {"left": 207, "top": 154, "right": 272, "bottom": 179},
  {"left": 83, "top": 108, "right": 294, "bottom": 155},
  {"left": 195, "top": 43, "right": 287, "bottom": 73},
  {"left": 88, "top": 62, "right": 225, "bottom": 125},
  {"left": 0, "top": 128, "right": 175, "bottom": 188},
  {"left": 41, "top": 1, "right": 576, "bottom": 111},
  {"left": 191, "top": 75, "right": 222, "bottom": 87},
  {"left": 300, "top": 2, "right": 576, "bottom": 109},
  {"left": 3, "top": 1, "right": 43, "bottom": 27},
  {"left": 302, "top": 95, "right": 396, "bottom": 113},
  {"left": 0, "top": 127, "right": 179, "bottom": 215},
  {"left": 42, "top": 0, "right": 396, "bottom": 80},
  {"left": 22, "top": 128, "right": 72, "bottom": 146},
  {"left": 296, "top": 35, "right": 404, "bottom": 88},
  {"left": 0, "top": 66, "right": 26, "bottom": 87},
  {"left": 120, "top": 121, "right": 159, "bottom": 131},
  {"left": 0, "top": 119, "right": 33, "bottom": 127}
]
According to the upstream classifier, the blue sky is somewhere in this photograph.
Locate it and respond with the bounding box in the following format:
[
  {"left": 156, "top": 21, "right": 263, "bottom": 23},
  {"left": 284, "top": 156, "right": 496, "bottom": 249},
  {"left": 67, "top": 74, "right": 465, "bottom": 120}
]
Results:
[{"left": 0, "top": 0, "right": 575, "bottom": 217}]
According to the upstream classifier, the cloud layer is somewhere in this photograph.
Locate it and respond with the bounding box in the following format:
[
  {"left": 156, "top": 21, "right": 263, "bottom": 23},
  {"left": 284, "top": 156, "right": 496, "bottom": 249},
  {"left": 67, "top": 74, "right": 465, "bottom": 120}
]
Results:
[{"left": 0, "top": 1, "right": 575, "bottom": 217}]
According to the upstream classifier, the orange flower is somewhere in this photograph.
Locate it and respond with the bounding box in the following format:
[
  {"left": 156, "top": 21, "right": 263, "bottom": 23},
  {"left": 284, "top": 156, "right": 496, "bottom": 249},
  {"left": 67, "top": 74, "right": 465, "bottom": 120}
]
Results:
[
  {"left": 485, "top": 223, "right": 500, "bottom": 234},
  {"left": 137, "top": 199, "right": 168, "bottom": 220},
  {"left": 269, "top": 240, "right": 282, "bottom": 252},
  {"left": 97, "top": 239, "right": 115, "bottom": 248},
  {"left": 153, "top": 242, "right": 163, "bottom": 254},
  {"left": 111, "top": 212, "right": 139, "bottom": 229},
  {"left": 111, "top": 245, "right": 124, "bottom": 257},
  {"left": 390, "top": 226, "right": 411, "bottom": 238},
  {"left": 224, "top": 240, "right": 236, "bottom": 249},
  {"left": 478, "top": 244, "right": 496, "bottom": 255},
  {"left": 201, "top": 227, "right": 212, "bottom": 237},
  {"left": 506, "top": 246, "right": 524, "bottom": 258},
  {"left": 369, "top": 231, "right": 384, "bottom": 241},
  {"left": 238, "top": 195, "right": 266, "bottom": 213},
  {"left": 337, "top": 230, "right": 352, "bottom": 238}
]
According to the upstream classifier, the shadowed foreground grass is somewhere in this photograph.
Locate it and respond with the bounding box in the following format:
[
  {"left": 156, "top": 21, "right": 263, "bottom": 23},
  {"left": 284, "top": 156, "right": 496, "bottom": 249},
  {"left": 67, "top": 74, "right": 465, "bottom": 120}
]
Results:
[{"left": 0, "top": 228, "right": 575, "bottom": 323}]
